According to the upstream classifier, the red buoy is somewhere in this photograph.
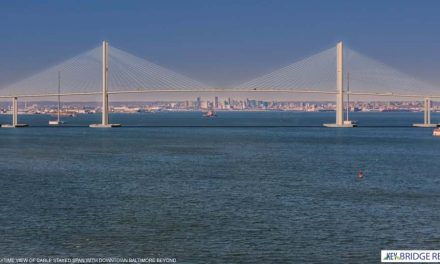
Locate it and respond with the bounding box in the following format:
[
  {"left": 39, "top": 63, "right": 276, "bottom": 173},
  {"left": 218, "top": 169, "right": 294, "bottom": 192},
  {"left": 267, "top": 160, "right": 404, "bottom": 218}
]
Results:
[{"left": 357, "top": 170, "right": 364, "bottom": 180}]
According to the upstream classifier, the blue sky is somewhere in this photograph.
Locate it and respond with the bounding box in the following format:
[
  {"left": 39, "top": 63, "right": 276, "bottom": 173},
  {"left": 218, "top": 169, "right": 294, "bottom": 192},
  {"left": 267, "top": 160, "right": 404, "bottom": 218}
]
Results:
[{"left": 1, "top": 0, "right": 440, "bottom": 87}]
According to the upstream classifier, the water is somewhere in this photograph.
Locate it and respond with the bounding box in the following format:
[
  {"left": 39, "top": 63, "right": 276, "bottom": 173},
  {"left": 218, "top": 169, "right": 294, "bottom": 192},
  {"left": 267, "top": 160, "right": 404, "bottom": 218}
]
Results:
[
  {"left": 0, "top": 112, "right": 439, "bottom": 263},
  {"left": 1, "top": 111, "right": 439, "bottom": 127}
]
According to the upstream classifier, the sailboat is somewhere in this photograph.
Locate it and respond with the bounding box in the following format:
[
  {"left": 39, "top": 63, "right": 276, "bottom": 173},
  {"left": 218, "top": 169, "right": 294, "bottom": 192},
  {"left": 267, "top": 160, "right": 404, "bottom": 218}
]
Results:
[
  {"left": 343, "top": 72, "right": 358, "bottom": 127},
  {"left": 49, "top": 71, "right": 65, "bottom": 125},
  {"left": 203, "top": 109, "right": 217, "bottom": 117}
]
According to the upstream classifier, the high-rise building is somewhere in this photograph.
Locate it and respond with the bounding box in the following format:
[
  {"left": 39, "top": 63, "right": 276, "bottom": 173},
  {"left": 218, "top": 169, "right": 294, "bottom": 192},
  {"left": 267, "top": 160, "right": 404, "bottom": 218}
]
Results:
[
  {"left": 196, "top": 97, "right": 201, "bottom": 110},
  {"left": 201, "top": 101, "right": 208, "bottom": 109},
  {"left": 214, "top": 96, "right": 219, "bottom": 109}
]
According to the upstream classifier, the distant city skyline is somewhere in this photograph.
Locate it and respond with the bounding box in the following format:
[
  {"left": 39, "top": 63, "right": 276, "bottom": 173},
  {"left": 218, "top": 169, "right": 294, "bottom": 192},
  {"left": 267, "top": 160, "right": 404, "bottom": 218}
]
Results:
[
  {"left": 1, "top": 0, "right": 440, "bottom": 94},
  {"left": 1, "top": 98, "right": 439, "bottom": 116}
]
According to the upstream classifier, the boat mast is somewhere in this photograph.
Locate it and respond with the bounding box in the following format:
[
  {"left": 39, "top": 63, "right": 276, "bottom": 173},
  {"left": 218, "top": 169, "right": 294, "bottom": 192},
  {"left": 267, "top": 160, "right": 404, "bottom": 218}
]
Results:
[
  {"left": 57, "top": 71, "right": 61, "bottom": 122},
  {"left": 346, "top": 72, "right": 350, "bottom": 122}
]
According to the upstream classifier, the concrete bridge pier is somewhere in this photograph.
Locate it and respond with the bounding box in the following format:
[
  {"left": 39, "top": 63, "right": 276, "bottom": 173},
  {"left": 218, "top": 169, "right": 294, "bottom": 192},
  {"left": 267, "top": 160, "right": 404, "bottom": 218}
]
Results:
[
  {"left": 413, "top": 97, "right": 437, "bottom": 127},
  {"left": 1, "top": 97, "right": 28, "bottom": 128}
]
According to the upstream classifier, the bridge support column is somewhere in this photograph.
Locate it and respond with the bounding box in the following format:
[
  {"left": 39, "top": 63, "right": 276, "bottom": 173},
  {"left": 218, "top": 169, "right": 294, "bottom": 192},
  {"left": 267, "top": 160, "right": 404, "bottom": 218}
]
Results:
[
  {"left": 12, "top": 97, "right": 18, "bottom": 127},
  {"left": 90, "top": 41, "right": 120, "bottom": 128},
  {"left": 1, "top": 97, "right": 28, "bottom": 128},
  {"left": 324, "top": 41, "right": 356, "bottom": 128},
  {"left": 413, "top": 97, "right": 436, "bottom": 127},
  {"left": 336, "top": 42, "right": 344, "bottom": 126}
]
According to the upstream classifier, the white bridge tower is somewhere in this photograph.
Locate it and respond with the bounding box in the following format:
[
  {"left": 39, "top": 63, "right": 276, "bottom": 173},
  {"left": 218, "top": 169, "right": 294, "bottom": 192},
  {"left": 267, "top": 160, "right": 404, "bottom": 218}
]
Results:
[
  {"left": 90, "top": 41, "right": 120, "bottom": 128},
  {"left": 324, "top": 41, "right": 356, "bottom": 128}
]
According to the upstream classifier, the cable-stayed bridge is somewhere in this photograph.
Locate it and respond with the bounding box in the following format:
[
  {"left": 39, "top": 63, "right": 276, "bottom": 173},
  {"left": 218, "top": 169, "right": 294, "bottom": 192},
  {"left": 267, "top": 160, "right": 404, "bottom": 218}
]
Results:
[{"left": 0, "top": 41, "right": 439, "bottom": 128}]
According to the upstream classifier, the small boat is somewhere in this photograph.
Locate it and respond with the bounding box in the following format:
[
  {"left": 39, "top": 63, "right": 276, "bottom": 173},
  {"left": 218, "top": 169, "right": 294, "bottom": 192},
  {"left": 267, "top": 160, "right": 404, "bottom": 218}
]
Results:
[
  {"left": 49, "top": 120, "right": 65, "bottom": 125},
  {"left": 433, "top": 127, "right": 440, "bottom": 137},
  {"left": 204, "top": 109, "right": 217, "bottom": 117},
  {"left": 344, "top": 120, "right": 358, "bottom": 127}
]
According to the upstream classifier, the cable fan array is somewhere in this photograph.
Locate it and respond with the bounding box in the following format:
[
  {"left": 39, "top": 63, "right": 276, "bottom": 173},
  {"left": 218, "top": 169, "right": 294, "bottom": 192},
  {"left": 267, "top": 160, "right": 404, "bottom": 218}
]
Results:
[
  {"left": 0, "top": 45, "right": 212, "bottom": 98},
  {"left": 232, "top": 46, "right": 438, "bottom": 97},
  {"left": 0, "top": 43, "right": 438, "bottom": 99},
  {"left": 234, "top": 47, "right": 337, "bottom": 92}
]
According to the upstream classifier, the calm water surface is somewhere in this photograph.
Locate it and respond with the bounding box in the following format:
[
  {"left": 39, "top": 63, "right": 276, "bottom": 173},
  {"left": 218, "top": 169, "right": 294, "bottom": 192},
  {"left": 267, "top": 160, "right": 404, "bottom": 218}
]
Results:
[{"left": 0, "top": 112, "right": 439, "bottom": 263}]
